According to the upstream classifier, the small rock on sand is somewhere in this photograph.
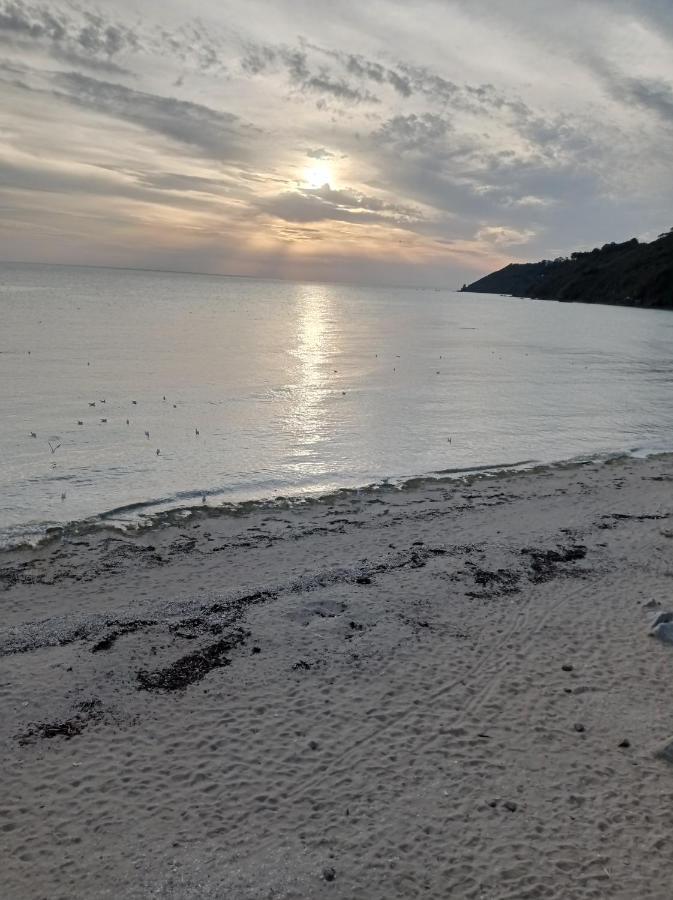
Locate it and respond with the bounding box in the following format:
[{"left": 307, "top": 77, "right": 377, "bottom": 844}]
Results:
[
  {"left": 503, "top": 800, "right": 518, "bottom": 812},
  {"left": 574, "top": 723, "right": 585, "bottom": 733},
  {"left": 561, "top": 664, "right": 574, "bottom": 672},
  {"left": 650, "top": 611, "right": 673, "bottom": 643},
  {"left": 643, "top": 599, "right": 661, "bottom": 609},
  {"left": 322, "top": 866, "right": 336, "bottom": 882}
]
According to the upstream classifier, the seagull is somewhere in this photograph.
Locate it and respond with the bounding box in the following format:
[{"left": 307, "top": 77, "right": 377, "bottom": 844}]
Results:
[
  {"left": 195, "top": 428, "right": 199, "bottom": 436},
  {"left": 156, "top": 448, "right": 161, "bottom": 456},
  {"left": 126, "top": 419, "right": 129, "bottom": 425},
  {"left": 132, "top": 400, "right": 137, "bottom": 405},
  {"left": 30, "top": 431, "right": 37, "bottom": 438},
  {"left": 100, "top": 418, "right": 107, "bottom": 423},
  {"left": 77, "top": 420, "right": 83, "bottom": 425},
  {"left": 447, "top": 437, "right": 452, "bottom": 443},
  {"left": 144, "top": 430, "right": 150, "bottom": 439},
  {"left": 100, "top": 399, "right": 106, "bottom": 404},
  {"left": 202, "top": 494, "right": 206, "bottom": 504},
  {"left": 163, "top": 396, "right": 166, "bottom": 401},
  {"left": 61, "top": 492, "right": 66, "bottom": 501},
  {"left": 89, "top": 402, "right": 95, "bottom": 407}
]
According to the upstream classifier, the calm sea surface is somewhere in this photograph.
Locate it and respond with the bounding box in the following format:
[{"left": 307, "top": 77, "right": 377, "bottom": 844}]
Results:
[{"left": 2, "top": 262, "right": 673, "bottom": 547}]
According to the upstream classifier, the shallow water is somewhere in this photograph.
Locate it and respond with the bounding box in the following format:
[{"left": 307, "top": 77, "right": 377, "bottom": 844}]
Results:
[{"left": 2, "top": 262, "right": 673, "bottom": 546}]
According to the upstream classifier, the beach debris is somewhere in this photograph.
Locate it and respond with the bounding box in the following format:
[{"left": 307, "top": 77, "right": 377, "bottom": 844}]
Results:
[
  {"left": 18, "top": 699, "right": 104, "bottom": 745},
  {"left": 100, "top": 418, "right": 107, "bottom": 423},
  {"left": 77, "top": 420, "right": 83, "bottom": 425},
  {"left": 47, "top": 438, "right": 61, "bottom": 453},
  {"left": 650, "top": 611, "right": 673, "bottom": 644},
  {"left": 521, "top": 544, "right": 587, "bottom": 582},
  {"left": 293, "top": 660, "right": 311, "bottom": 670},
  {"left": 643, "top": 598, "right": 661, "bottom": 609},
  {"left": 322, "top": 867, "right": 336, "bottom": 882},
  {"left": 136, "top": 627, "right": 250, "bottom": 691},
  {"left": 126, "top": 419, "right": 129, "bottom": 425}
]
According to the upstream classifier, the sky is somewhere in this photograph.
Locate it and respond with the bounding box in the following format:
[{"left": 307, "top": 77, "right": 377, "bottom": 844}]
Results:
[{"left": 1, "top": 1, "right": 673, "bottom": 287}]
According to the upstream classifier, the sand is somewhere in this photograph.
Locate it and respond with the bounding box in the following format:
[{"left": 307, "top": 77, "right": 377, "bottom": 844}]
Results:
[{"left": 2, "top": 454, "right": 673, "bottom": 899}]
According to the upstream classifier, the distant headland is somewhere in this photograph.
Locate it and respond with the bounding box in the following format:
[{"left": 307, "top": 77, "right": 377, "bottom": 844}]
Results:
[{"left": 461, "top": 229, "right": 673, "bottom": 308}]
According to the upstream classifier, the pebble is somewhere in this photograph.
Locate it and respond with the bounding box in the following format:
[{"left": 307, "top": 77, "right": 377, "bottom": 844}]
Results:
[
  {"left": 309, "top": 740, "right": 319, "bottom": 750},
  {"left": 618, "top": 739, "right": 631, "bottom": 748},
  {"left": 322, "top": 867, "right": 336, "bottom": 882},
  {"left": 561, "top": 664, "right": 574, "bottom": 672},
  {"left": 503, "top": 800, "right": 518, "bottom": 812},
  {"left": 574, "top": 723, "right": 586, "bottom": 733}
]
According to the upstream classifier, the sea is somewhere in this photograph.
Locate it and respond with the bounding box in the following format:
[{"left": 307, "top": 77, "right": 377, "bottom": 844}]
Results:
[{"left": 2, "top": 261, "right": 673, "bottom": 548}]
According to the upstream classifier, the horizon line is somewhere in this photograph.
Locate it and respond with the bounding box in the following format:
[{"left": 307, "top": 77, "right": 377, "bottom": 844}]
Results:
[{"left": 0, "top": 258, "right": 467, "bottom": 294}]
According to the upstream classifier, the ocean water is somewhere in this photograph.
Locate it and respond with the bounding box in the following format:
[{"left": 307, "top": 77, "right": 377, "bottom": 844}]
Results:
[{"left": 2, "top": 262, "right": 673, "bottom": 547}]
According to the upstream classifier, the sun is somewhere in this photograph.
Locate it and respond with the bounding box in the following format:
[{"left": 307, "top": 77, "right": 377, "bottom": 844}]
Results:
[{"left": 303, "top": 162, "right": 332, "bottom": 188}]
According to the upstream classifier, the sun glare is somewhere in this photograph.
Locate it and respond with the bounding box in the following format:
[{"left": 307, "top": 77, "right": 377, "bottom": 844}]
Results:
[{"left": 303, "top": 162, "right": 332, "bottom": 188}]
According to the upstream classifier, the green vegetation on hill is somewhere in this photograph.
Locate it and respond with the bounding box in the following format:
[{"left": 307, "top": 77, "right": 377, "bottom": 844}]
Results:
[{"left": 461, "top": 230, "right": 673, "bottom": 308}]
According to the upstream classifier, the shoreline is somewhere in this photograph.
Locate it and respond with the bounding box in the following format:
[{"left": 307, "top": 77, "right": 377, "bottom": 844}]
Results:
[
  {"left": 3, "top": 453, "right": 673, "bottom": 898},
  {"left": 3, "top": 447, "right": 672, "bottom": 553}
]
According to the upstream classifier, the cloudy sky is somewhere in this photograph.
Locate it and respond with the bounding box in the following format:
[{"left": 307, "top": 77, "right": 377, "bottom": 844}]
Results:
[{"left": 1, "top": 1, "right": 672, "bottom": 286}]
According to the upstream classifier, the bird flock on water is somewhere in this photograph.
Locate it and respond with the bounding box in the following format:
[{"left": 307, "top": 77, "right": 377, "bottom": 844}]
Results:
[
  {"left": 27, "top": 352, "right": 456, "bottom": 505},
  {"left": 29, "top": 394, "right": 202, "bottom": 502}
]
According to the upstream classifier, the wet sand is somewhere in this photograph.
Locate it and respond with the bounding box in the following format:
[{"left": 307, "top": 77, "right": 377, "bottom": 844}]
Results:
[{"left": 2, "top": 455, "right": 673, "bottom": 899}]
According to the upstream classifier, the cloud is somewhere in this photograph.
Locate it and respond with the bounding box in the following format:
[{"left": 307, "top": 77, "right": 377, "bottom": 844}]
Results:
[
  {"left": 257, "top": 183, "right": 419, "bottom": 226},
  {"left": 614, "top": 75, "right": 673, "bottom": 122},
  {"left": 306, "top": 147, "right": 335, "bottom": 159},
  {"left": 0, "top": 1, "right": 139, "bottom": 67},
  {"left": 241, "top": 42, "right": 380, "bottom": 104},
  {"left": 51, "top": 72, "right": 252, "bottom": 160},
  {"left": 476, "top": 225, "right": 536, "bottom": 245},
  {"left": 374, "top": 113, "right": 451, "bottom": 151}
]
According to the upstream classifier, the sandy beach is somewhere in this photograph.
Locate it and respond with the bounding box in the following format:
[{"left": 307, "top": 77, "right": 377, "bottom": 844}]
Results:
[{"left": 2, "top": 454, "right": 673, "bottom": 899}]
